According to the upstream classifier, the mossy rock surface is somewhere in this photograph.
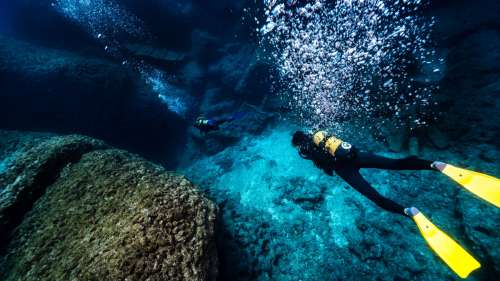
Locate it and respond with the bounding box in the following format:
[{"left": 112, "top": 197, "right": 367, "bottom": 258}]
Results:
[
  {"left": 0, "top": 133, "right": 107, "bottom": 247},
  {"left": 0, "top": 133, "right": 217, "bottom": 281}
]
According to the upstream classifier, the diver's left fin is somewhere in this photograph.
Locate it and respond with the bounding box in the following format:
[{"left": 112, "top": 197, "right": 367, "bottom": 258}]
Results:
[{"left": 408, "top": 207, "right": 481, "bottom": 279}]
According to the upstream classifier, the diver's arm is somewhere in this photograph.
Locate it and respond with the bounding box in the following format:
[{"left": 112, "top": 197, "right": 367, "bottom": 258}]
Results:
[
  {"left": 323, "top": 168, "right": 334, "bottom": 176},
  {"left": 298, "top": 142, "right": 317, "bottom": 160},
  {"left": 299, "top": 151, "right": 311, "bottom": 160},
  {"left": 335, "top": 168, "right": 407, "bottom": 216},
  {"left": 213, "top": 117, "right": 232, "bottom": 126}
]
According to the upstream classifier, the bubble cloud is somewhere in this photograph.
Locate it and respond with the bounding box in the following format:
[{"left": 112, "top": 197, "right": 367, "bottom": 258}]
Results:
[
  {"left": 52, "top": 0, "right": 145, "bottom": 47},
  {"left": 52, "top": 0, "right": 189, "bottom": 117},
  {"left": 142, "top": 68, "right": 189, "bottom": 117},
  {"left": 260, "top": 0, "right": 436, "bottom": 130}
]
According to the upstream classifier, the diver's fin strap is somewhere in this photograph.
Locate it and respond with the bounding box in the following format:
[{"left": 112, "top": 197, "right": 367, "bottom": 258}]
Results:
[
  {"left": 442, "top": 165, "right": 500, "bottom": 208},
  {"left": 412, "top": 212, "right": 480, "bottom": 278}
]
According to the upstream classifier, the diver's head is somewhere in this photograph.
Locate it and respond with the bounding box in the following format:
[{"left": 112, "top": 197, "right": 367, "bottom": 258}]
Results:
[
  {"left": 292, "top": 130, "right": 309, "bottom": 148},
  {"left": 194, "top": 117, "right": 205, "bottom": 128}
]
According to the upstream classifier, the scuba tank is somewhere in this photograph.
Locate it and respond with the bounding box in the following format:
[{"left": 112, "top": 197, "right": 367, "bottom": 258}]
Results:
[{"left": 312, "top": 131, "right": 356, "bottom": 160}]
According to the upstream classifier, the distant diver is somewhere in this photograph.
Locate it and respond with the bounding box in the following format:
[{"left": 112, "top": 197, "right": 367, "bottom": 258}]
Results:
[
  {"left": 194, "top": 112, "right": 246, "bottom": 135},
  {"left": 292, "top": 130, "right": 500, "bottom": 278}
]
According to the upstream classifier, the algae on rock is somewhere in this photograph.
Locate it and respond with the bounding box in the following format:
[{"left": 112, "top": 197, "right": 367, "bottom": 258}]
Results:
[{"left": 0, "top": 131, "right": 218, "bottom": 281}]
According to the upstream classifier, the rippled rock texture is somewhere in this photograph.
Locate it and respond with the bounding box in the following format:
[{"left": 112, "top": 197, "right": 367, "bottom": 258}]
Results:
[{"left": 0, "top": 131, "right": 217, "bottom": 281}]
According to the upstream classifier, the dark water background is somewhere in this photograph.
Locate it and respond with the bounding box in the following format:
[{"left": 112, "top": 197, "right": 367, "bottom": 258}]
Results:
[{"left": 0, "top": 0, "right": 499, "bottom": 280}]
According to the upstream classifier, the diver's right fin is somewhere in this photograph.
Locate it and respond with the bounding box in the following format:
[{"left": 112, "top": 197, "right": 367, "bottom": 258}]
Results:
[
  {"left": 408, "top": 207, "right": 480, "bottom": 279},
  {"left": 441, "top": 164, "right": 500, "bottom": 208}
]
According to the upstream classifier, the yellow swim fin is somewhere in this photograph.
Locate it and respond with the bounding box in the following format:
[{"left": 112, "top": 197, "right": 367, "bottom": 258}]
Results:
[
  {"left": 442, "top": 164, "right": 500, "bottom": 208},
  {"left": 408, "top": 208, "right": 480, "bottom": 279}
]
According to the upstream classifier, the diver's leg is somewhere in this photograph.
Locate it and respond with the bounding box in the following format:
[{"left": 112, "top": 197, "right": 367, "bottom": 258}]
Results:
[
  {"left": 355, "top": 152, "right": 433, "bottom": 170},
  {"left": 213, "top": 116, "right": 233, "bottom": 126},
  {"left": 335, "top": 168, "right": 407, "bottom": 216}
]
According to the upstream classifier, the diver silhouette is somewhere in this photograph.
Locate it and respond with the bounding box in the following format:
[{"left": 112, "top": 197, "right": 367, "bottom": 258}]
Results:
[
  {"left": 292, "top": 130, "right": 499, "bottom": 278},
  {"left": 292, "top": 130, "right": 435, "bottom": 216},
  {"left": 194, "top": 112, "right": 246, "bottom": 135}
]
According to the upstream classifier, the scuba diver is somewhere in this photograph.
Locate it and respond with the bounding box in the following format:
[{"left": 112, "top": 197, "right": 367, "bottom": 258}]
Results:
[
  {"left": 194, "top": 112, "right": 246, "bottom": 135},
  {"left": 292, "top": 130, "right": 500, "bottom": 279}
]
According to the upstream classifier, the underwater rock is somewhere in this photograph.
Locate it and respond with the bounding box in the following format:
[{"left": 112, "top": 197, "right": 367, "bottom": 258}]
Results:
[
  {"left": 206, "top": 43, "right": 273, "bottom": 106},
  {"left": 0, "top": 36, "right": 187, "bottom": 166},
  {"left": 0, "top": 132, "right": 107, "bottom": 250},
  {"left": 208, "top": 44, "right": 257, "bottom": 90},
  {"left": 0, "top": 0, "right": 99, "bottom": 51},
  {"left": 430, "top": 0, "right": 500, "bottom": 44},
  {"left": 426, "top": 127, "right": 451, "bottom": 150},
  {"left": 382, "top": 125, "right": 409, "bottom": 153},
  {"left": 126, "top": 43, "right": 187, "bottom": 61},
  {"left": 190, "top": 29, "right": 220, "bottom": 63},
  {"left": 280, "top": 177, "right": 326, "bottom": 210},
  {"left": 0, "top": 131, "right": 218, "bottom": 281},
  {"left": 458, "top": 190, "right": 500, "bottom": 276},
  {"left": 434, "top": 28, "right": 500, "bottom": 147},
  {"left": 408, "top": 137, "right": 419, "bottom": 156},
  {"left": 426, "top": 1, "right": 500, "bottom": 147},
  {"left": 447, "top": 30, "right": 500, "bottom": 78},
  {"left": 125, "top": 43, "right": 188, "bottom": 70},
  {"left": 180, "top": 60, "right": 207, "bottom": 91},
  {"left": 0, "top": 130, "right": 53, "bottom": 162},
  {"left": 199, "top": 88, "right": 237, "bottom": 117}
]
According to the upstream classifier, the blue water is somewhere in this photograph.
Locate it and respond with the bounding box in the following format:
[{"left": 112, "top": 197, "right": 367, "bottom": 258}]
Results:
[
  {"left": 0, "top": 160, "right": 6, "bottom": 175},
  {"left": 0, "top": 0, "right": 499, "bottom": 280},
  {"left": 183, "top": 126, "right": 499, "bottom": 280}
]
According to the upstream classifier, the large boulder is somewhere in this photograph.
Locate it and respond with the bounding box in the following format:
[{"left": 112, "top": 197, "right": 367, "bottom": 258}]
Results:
[
  {"left": 0, "top": 132, "right": 107, "bottom": 249},
  {"left": 0, "top": 131, "right": 218, "bottom": 281}
]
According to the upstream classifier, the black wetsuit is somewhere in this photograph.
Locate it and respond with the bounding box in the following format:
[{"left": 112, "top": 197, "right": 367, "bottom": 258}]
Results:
[{"left": 298, "top": 141, "right": 433, "bottom": 216}]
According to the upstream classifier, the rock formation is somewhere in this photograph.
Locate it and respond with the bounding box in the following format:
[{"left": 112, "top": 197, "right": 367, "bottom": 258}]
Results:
[{"left": 0, "top": 130, "right": 217, "bottom": 281}]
